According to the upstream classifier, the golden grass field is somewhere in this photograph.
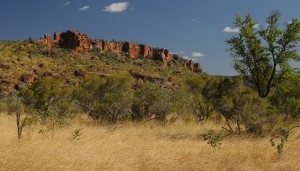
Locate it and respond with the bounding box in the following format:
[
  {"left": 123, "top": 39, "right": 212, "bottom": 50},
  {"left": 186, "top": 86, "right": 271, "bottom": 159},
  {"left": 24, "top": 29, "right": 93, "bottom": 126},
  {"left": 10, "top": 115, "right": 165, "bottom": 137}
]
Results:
[{"left": 1, "top": 114, "right": 300, "bottom": 171}]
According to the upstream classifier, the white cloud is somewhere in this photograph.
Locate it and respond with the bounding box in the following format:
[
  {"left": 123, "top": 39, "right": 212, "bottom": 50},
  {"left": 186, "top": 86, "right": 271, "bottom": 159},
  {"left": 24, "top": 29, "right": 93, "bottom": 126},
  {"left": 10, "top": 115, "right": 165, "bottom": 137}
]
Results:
[
  {"left": 223, "top": 24, "right": 259, "bottom": 33},
  {"left": 64, "top": 1, "right": 71, "bottom": 6},
  {"left": 79, "top": 5, "right": 90, "bottom": 11},
  {"left": 223, "top": 27, "right": 240, "bottom": 33},
  {"left": 192, "top": 18, "right": 196, "bottom": 22},
  {"left": 191, "top": 52, "right": 205, "bottom": 57},
  {"left": 103, "top": 2, "right": 129, "bottom": 13}
]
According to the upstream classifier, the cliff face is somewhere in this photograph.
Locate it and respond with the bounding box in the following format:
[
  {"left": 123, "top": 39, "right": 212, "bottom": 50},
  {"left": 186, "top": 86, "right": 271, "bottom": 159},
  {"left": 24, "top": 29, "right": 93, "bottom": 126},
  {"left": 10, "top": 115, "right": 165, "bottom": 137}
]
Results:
[{"left": 39, "top": 30, "right": 201, "bottom": 69}]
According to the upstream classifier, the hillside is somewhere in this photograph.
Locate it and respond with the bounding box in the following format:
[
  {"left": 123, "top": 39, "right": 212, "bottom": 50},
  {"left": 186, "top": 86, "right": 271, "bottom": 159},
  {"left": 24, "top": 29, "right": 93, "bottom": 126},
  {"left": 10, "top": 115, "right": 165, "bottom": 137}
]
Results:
[{"left": 0, "top": 30, "right": 202, "bottom": 96}]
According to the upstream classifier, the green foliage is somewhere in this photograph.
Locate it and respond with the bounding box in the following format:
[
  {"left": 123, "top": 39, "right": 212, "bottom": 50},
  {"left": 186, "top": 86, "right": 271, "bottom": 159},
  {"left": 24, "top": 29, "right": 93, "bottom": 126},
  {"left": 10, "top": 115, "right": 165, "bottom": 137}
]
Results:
[
  {"left": 204, "top": 77, "right": 244, "bottom": 132},
  {"left": 99, "top": 75, "right": 134, "bottom": 124},
  {"left": 74, "top": 75, "right": 134, "bottom": 124},
  {"left": 270, "top": 125, "right": 300, "bottom": 155},
  {"left": 131, "top": 82, "right": 170, "bottom": 122},
  {"left": 202, "top": 129, "right": 226, "bottom": 148},
  {"left": 73, "top": 76, "right": 106, "bottom": 122},
  {"left": 20, "top": 78, "right": 76, "bottom": 137},
  {"left": 270, "top": 77, "right": 300, "bottom": 120},
  {"left": 186, "top": 76, "right": 213, "bottom": 121},
  {"left": 168, "top": 87, "right": 191, "bottom": 121},
  {"left": 226, "top": 11, "right": 300, "bottom": 97}
]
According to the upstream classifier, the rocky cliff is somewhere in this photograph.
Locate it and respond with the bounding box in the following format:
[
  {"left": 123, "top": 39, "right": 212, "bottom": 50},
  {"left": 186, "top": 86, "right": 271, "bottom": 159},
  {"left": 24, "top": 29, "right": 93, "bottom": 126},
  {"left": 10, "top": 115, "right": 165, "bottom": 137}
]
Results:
[{"left": 39, "top": 30, "right": 201, "bottom": 71}]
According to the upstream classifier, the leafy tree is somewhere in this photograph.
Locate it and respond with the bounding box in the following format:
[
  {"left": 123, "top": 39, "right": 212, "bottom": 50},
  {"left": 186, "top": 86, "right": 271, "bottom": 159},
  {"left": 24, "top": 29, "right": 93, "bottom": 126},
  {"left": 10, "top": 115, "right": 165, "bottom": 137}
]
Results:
[
  {"left": 7, "top": 87, "right": 37, "bottom": 140},
  {"left": 74, "top": 75, "right": 134, "bottom": 124},
  {"left": 98, "top": 75, "right": 134, "bottom": 124},
  {"left": 186, "top": 76, "right": 213, "bottom": 122},
  {"left": 226, "top": 11, "right": 300, "bottom": 97},
  {"left": 21, "top": 78, "right": 76, "bottom": 138},
  {"left": 131, "top": 82, "right": 170, "bottom": 122},
  {"left": 238, "top": 90, "right": 269, "bottom": 134},
  {"left": 73, "top": 76, "right": 106, "bottom": 122},
  {"left": 211, "top": 77, "right": 244, "bottom": 132},
  {"left": 270, "top": 77, "right": 300, "bottom": 120},
  {"left": 169, "top": 87, "right": 191, "bottom": 122}
]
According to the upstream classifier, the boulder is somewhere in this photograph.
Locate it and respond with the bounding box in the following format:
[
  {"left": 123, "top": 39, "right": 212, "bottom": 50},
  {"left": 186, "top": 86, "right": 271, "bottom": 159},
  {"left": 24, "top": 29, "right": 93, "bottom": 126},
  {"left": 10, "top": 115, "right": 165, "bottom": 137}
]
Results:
[
  {"left": 38, "top": 63, "right": 46, "bottom": 68},
  {"left": 20, "top": 73, "right": 35, "bottom": 84},
  {"left": 33, "top": 69, "right": 40, "bottom": 75},
  {"left": 44, "top": 71, "right": 54, "bottom": 78},
  {"left": 129, "top": 69, "right": 165, "bottom": 83},
  {"left": 74, "top": 69, "right": 89, "bottom": 77}
]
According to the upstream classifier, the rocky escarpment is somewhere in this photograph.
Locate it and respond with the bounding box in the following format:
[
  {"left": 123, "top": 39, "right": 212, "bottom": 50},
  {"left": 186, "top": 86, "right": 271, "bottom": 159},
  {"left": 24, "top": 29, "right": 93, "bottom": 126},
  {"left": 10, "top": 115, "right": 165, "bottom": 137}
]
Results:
[{"left": 39, "top": 30, "right": 201, "bottom": 71}]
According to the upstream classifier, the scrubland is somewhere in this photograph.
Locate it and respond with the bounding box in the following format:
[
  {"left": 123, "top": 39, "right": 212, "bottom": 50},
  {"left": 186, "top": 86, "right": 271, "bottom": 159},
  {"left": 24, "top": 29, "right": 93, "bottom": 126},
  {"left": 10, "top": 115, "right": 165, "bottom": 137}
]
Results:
[{"left": 1, "top": 114, "right": 300, "bottom": 171}]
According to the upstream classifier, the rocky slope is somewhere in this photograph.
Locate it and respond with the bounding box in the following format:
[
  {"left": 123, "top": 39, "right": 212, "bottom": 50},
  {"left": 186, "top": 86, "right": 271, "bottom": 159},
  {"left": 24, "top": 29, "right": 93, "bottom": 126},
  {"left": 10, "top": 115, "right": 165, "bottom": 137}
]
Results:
[
  {"left": 0, "top": 30, "right": 203, "bottom": 96},
  {"left": 39, "top": 30, "right": 201, "bottom": 70}
]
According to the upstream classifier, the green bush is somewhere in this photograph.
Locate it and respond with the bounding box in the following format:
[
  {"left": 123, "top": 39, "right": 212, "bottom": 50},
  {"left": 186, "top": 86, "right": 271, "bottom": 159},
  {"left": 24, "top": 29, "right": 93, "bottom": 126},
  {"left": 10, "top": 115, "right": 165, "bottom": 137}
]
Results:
[
  {"left": 202, "top": 129, "right": 226, "bottom": 148},
  {"left": 131, "top": 82, "right": 170, "bottom": 122}
]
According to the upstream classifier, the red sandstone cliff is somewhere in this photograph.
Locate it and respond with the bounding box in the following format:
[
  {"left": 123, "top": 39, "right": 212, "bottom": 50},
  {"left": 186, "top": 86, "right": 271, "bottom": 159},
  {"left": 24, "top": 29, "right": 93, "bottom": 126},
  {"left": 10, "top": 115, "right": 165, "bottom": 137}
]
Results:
[{"left": 38, "top": 30, "right": 201, "bottom": 70}]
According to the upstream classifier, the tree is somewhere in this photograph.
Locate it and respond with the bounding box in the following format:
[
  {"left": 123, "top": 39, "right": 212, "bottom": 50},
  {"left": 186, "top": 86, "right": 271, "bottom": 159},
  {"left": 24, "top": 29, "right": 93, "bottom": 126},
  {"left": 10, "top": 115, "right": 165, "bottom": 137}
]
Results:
[
  {"left": 226, "top": 11, "right": 300, "bottom": 97},
  {"left": 21, "top": 78, "right": 76, "bottom": 138},
  {"left": 270, "top": 77, "right": 300, "bottom": 120},
  {"left": 131, "top": 82, "right": 170, "bottom": 122},
  {"left": 186, "top": 76, "right": 213, "bottom": 122},
  {"left": 98, "top": 75, "right": 134, "bottom": 124},
  {"left": 73, "top": 76, "right": 106, "bottom": 122},
  {"left": 74, "top": 75, "right": 134, "bottom": 124},
  {"left": 7, "top": 91, "right": 24, "bottom": 139}
]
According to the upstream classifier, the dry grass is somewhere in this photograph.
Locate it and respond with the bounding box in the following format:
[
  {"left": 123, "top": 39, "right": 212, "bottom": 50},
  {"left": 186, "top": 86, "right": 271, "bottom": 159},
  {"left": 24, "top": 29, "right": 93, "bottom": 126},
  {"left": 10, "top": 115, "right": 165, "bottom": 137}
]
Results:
[{"left": 1, "top": 114, "right": 300, "bottom": 171}]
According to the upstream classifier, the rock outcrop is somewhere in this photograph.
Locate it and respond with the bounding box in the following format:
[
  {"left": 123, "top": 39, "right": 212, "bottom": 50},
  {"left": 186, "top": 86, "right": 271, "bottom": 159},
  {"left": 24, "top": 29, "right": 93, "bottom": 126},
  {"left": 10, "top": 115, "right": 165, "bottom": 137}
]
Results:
[
  {"left": 129, "top": 69, "right": 165, "bottom": 83},
  {"left": 123, "top": 42, "right": 141, "bottom": 58},
  {"left": 154, "top": 49, "right": 172, "bottom": 66},
  {"left": 54, "top": 32, "right": 61, "bottom": 43},
  {"left": 194, "top": 63, "right": 202, "bottom": 72},
  {"left": 39, "top": 33, "right": 54, "bottom": 46},
  {"left": 186, "top": 60, "right": 194, "bottom": 71},
  {"left": 37, "top": 30, "right": 201, "bottom": 71},
  {"left": 59, "top": 30, "right": 90, "bottom": 51}
]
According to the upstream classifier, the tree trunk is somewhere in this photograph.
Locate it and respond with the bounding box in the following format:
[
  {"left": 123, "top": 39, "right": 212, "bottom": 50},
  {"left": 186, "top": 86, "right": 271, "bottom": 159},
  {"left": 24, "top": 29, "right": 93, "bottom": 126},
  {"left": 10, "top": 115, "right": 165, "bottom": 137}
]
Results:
[
  {"left": 225, "top": 118, "right": 233, "bottom": 132},
  {"left": 16, "top": 104, "right": 22, "bottom": 139}
]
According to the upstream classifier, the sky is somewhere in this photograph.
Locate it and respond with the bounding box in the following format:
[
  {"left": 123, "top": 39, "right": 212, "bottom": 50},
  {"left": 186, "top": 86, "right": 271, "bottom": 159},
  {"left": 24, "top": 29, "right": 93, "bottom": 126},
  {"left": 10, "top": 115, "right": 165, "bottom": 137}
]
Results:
[{"left": 1, "top": 1, "right": 300, "bottom": 75}]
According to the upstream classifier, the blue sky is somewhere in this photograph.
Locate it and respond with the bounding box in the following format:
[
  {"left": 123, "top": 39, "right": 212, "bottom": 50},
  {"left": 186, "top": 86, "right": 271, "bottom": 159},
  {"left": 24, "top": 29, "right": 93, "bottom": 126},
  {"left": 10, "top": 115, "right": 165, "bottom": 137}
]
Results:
[{"left": 1, "top": 1, "right": 300, "bottom": 75}]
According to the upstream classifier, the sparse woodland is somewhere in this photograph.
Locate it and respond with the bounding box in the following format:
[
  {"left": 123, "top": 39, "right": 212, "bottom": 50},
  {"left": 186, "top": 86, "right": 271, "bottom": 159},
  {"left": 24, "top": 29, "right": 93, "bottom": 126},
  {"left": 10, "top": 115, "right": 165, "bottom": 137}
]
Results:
[{"left": 1, "top": 11, "right": 300, "bottom": 170}]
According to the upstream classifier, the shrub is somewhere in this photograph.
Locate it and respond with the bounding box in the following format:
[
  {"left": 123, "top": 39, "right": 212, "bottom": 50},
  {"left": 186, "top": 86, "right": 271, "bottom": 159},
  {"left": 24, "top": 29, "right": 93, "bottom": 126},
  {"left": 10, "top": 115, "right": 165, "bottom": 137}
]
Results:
[
  {"left": 202, "top": 129, "right": 226, "bottom": 148},
  {"left": 131, "top": 82, "right": 170, "bottom": 122},
  {"left": 20, "top": 78, "right": 76, "bottom": 138}
]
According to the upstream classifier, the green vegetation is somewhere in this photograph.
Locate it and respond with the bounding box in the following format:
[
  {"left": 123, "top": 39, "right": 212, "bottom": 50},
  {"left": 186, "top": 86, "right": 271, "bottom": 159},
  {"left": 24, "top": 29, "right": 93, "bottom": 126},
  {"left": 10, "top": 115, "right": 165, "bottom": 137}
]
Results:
[
  {"left": 0, "top": 11, "right": 300, "bottom": 158},
  {"left": 202, "top": 129, "right": 226, "bottom": 148},
  {"left": 226, "top": 11, "right": 300, "bottom": 97}
]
